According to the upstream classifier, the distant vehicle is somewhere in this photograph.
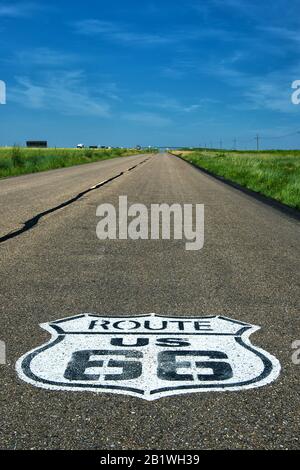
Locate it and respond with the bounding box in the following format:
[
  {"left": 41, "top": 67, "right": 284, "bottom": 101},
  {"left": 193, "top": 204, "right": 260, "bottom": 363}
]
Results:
[
  {"left": 26, "top": 141, "right": 47, "bottom": 148},
  {"left": 136, "top": 145, "right": 142, "bottom": 150},
  {"left": 76, "top": 144, "right": 85, "bottom": 149}
]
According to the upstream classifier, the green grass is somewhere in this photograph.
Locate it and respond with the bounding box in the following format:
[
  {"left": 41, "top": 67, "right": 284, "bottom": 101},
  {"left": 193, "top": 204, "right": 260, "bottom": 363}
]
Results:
[
  {"left": 0, "top": 147, "right": 153, "bottom": 179},
  {"left": 179, "top": 150, "right": 300, "bottom": 210}
]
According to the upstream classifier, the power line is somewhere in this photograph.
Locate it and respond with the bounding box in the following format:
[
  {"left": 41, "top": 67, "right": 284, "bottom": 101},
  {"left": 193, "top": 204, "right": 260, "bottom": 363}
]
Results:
[
  {"left": 235, "top": 129, "right": 300, "bottom": 145},
  {"left": 260, "top": 130, "right": 300, "bottom": 140}
]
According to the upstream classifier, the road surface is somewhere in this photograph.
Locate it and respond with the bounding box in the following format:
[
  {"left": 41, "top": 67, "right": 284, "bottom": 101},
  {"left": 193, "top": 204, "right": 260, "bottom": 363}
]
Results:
[{"left": 0, "top": 153, "right": 299, "bottom": 449}]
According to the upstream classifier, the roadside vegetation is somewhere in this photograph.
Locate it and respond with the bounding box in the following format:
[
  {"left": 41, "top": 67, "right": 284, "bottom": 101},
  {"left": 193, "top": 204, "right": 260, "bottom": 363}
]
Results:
[
  {"left": 0, "top": 147, "right": 154, "bottom": 179},
  {"left": 175, "top": 149, "right": 300, "bottom": 210}
]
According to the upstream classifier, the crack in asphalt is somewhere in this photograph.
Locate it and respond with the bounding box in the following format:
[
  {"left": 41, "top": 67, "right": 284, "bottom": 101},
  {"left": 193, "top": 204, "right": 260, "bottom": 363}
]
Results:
[{"left": 0, "top": 157, "right": 151, "bottom": 245}]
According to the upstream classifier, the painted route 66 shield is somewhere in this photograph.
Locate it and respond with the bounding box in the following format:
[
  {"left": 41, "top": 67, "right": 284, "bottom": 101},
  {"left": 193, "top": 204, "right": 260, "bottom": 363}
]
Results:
[{"left": 16, "top": 314, "right": 280, "bottom": 400}]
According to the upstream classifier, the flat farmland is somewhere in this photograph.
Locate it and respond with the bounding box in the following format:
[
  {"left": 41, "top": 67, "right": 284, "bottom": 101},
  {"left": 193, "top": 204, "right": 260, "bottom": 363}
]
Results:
[
  {"left": 0, "top": 147, "right": 149, "bottom": 179},
  {"left": 176, "top": 150, "right": 300, "bottom": 210}
]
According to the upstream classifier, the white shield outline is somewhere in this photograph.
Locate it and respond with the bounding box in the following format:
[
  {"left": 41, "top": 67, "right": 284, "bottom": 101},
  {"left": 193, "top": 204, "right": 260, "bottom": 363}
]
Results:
[{"left": 16, "top": 313, "right": 281, "bottom": 400}]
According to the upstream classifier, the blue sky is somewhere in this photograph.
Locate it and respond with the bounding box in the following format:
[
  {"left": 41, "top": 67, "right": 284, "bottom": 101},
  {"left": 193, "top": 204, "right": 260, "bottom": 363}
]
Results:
[{"left": 1, "top": 0, "right": 300, "bottom": 148}]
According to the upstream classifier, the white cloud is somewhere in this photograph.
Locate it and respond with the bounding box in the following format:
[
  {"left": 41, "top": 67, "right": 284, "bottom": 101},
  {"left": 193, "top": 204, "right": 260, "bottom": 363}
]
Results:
[
  {"left": 136, "top": 92, "right": 204, "bottom": 113},
  {"left": 0, "top": 2, "right": 39, "bottom": 17},
  {"left": 72, "top": 19, "right": 233, "bottom": 48},
  {"left": 15, "top": 48, "right": 77, "bottom": 67},
  {"left": 241, "top": 80, "right": 297, "bottom": 113},
  {"left": 183, "top": 104, "right": 202, "bottom": 112},
  {"left": 123, "top": 112, "right": 172, "bottom": 127},
  {"left": 73, "top": 19, "right": 175, "bottom": 46},
  {"left": 209, "top": 61, "right": 299, "bottom": 113},
  {"left": 10, "top": 71, "right": 112, "bottom": 117},
  {"left": 160, "top": 52, "right": 299, "bottom": 114},
  {"left": 261, "top": 26, "right": 300, "bottom": 43}
]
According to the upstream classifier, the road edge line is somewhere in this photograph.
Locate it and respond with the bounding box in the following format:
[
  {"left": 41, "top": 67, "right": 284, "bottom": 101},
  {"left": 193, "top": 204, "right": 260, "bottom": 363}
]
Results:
[{"left": 170, "top": 153, "right": 300, "bottom": 222}]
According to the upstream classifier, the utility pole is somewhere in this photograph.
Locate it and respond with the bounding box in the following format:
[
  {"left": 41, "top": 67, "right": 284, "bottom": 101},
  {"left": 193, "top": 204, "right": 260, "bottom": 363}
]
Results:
[
  {"left": 256, "top": 134, "right": 260, "bottom": 151},
  {"left": 233, "top": 138, "right": 237, "bottom": 150},
  {"left": 220, "top": 139, "right": 223, "bottom": 149}
]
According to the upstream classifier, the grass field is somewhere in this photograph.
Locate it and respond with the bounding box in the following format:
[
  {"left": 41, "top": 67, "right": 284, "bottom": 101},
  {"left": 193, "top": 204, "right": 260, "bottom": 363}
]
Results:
[
  {"left": 0, "top": 147, "right": 152, "bottom": 179},
  {"left": 175, "top": 149, "right": 300, "bottom": 210}
]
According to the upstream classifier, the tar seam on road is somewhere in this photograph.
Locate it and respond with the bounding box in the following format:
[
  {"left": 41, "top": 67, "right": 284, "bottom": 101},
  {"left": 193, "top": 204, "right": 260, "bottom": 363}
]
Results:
[
  {"left": 0, "top": 157, "right": 151, "bottom": 245},
  {"left": 172, "top": 153, "right": 300, "bottom": 222}
]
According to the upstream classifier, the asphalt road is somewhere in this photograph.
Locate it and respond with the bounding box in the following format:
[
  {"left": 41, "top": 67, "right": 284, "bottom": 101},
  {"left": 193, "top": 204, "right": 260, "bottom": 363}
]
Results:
[
  {"left": 0, "top": 153, "right": 299, "bottom": 450},
  {"left": 0, "top": 153, "right": 150, "bottom": 239}
]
